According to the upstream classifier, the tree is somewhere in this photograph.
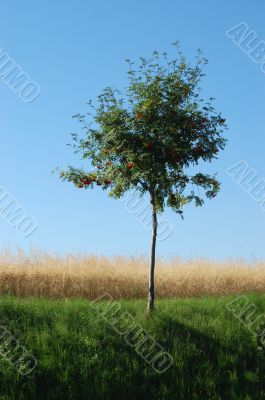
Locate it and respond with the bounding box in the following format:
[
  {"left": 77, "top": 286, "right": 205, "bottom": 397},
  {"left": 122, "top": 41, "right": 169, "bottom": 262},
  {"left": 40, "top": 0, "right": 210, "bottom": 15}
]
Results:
[{"left": 59, "top": 43, "right": 227, "bottom": 312}]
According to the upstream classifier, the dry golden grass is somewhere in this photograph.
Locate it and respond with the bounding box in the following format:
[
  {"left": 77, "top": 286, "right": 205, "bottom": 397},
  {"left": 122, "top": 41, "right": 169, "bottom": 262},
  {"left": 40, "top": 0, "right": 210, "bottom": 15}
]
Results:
[{"left": 0, "top": 249, "right": 264, "bottom": 299}]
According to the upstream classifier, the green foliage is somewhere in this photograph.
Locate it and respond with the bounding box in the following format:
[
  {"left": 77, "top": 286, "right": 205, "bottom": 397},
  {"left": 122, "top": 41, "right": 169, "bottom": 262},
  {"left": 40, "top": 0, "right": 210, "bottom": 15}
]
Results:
[
  {"left": 60, "top": 43, "right": 227, "bottom": 216},
  {"left": 0, "top": 294, "right": 264, "bottom": 399}
]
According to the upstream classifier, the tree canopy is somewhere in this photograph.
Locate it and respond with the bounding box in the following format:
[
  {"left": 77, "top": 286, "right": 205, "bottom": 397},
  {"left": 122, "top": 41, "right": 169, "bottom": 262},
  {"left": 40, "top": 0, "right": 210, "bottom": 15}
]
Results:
[{"left": 60, "top": 43, "right": 227, "bottom": 217}]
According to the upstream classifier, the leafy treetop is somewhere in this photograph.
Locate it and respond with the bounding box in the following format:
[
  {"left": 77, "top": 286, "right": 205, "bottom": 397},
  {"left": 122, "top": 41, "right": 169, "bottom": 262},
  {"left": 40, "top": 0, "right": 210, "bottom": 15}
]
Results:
[{"left": 60, "top": 43, "right": 227, "bottom": 217}]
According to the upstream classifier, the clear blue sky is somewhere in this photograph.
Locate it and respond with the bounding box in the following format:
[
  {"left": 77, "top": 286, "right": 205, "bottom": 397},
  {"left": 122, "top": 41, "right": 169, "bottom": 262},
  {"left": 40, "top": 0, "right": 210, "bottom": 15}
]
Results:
[{"left": 1, "top": 0, "right": 264, "bottom": 259}]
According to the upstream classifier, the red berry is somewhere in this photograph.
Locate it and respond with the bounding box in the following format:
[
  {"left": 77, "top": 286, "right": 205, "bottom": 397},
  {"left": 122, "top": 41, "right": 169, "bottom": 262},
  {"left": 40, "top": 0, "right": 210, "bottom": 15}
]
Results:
[
  {"left": 145, "top": 142, "right": 153, "bottom": 151},
  {"left": 82, "top": 179, "right": 92, "bottom": 185}
]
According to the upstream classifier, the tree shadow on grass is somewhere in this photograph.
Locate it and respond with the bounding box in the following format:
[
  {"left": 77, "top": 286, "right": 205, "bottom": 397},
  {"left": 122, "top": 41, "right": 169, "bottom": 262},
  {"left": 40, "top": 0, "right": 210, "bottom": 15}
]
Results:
[{"left": 150, "top": 315, "right": 265, "bottom": 400}]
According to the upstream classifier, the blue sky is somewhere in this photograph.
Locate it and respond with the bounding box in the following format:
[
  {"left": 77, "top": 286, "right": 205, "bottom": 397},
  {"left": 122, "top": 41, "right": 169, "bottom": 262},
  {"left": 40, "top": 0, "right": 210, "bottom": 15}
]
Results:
[{"left": 1, "top": 0, "right": 264, "bottom": 259}]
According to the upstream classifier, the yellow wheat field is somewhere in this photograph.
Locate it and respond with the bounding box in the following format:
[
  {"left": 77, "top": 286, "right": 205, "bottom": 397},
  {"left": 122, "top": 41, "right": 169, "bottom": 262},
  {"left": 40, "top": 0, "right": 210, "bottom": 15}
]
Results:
[{"left": 0, "top": 249, "right": 264, "bottom": 299}]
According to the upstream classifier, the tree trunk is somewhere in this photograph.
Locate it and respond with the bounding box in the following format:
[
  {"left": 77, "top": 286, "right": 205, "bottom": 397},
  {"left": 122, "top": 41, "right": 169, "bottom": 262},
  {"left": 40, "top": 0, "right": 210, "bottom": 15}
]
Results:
[{"left": 147, "top": 199, "right": 158, "bottom": 312}]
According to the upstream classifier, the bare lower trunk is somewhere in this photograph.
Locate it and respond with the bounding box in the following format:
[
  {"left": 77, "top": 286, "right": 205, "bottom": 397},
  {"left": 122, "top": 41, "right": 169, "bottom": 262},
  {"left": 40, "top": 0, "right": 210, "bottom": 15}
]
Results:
[{"left": 147, "top": 200, "right": 157, "bottom": 312}]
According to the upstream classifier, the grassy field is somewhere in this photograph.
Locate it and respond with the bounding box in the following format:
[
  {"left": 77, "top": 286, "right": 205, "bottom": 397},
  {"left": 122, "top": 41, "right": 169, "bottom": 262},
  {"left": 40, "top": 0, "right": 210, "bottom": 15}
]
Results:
[
  {"left": 0, "top": 294, "right": 265, "bottom": 399},
  {"left": 0, "top": 250, "right": 265, "bottom": 299}
]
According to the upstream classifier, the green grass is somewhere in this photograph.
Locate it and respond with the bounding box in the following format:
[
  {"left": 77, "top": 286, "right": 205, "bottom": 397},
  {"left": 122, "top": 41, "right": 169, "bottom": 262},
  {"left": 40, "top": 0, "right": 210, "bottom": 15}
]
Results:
[{"left": 0, "top": 294, "right": 265, "bottom": 399}]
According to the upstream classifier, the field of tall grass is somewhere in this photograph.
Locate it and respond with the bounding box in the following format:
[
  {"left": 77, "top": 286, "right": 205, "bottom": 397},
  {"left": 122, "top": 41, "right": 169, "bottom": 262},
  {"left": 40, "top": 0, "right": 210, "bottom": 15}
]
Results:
[
  {"left": 0, "top": 249, "right": 264, "bottom": 299},
  {"left": 0, "top": 294, "right": 265, "bottom": 399}
]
